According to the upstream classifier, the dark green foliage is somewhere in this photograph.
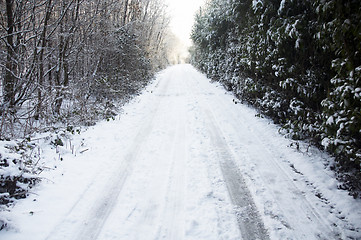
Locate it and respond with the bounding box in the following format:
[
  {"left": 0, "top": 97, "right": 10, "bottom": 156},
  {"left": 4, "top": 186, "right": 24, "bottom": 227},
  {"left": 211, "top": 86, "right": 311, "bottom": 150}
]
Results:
[
  {"left": 191, "top": 0, "right": 361, "bottom": 197},
  {"left": 0, "top": 158, "right": 39, "bottom": 205},
  {"left": 52, "top": 137, "right": 64, "bottom": 147}
]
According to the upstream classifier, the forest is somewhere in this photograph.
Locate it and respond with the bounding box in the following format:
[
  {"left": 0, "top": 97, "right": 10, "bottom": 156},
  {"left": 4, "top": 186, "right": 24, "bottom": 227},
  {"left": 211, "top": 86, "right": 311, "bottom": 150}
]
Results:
[
  {"left": 0, "top": 0, "right": 173, "bottom": 139},
  {"left": 190, "top": 0, "right": 361, "bottom": 197}
]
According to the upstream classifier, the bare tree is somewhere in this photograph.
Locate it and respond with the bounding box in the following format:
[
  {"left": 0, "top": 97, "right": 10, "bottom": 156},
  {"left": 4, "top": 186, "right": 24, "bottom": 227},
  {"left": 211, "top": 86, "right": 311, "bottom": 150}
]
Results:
[
  {"left": 0, "top": 0, "right": 173, "bottom": 139},
  {"left": 3, "top": 0, "right": 17, "bottom": 110}
]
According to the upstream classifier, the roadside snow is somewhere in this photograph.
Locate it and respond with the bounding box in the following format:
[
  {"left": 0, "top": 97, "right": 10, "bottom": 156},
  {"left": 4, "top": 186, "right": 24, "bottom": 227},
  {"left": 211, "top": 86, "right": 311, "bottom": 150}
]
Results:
[{"left": 1, "top": 64, "right": 360, "bottom": 240}]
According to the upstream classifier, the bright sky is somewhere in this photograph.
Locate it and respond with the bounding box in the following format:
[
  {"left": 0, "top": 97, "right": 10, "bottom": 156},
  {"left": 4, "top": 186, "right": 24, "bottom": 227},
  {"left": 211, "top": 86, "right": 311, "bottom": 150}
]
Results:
[{"left": 165, "top": 0, "right": 206, "bottom": 47}]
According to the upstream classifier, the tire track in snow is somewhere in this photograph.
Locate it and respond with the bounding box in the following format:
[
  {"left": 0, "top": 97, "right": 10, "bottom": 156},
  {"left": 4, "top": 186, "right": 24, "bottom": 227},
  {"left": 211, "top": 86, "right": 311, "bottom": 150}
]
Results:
[
  {"left": 73, "top": 116, "right": 157, "bottom": 240},
  {"left": 207, "top": 89, "right": 345, "bottom": 239},
  {"left": 157, "top": 74, "right": 187, "bottom": 240},
  {"left": 239, "top": 120, "right": 345, "bottom": 239},
  {"left": 174, "top": 67, "right": 342, "bottom": 239},
  {"left": 184, "top": 70, "right": 244, "bottom": 239},
  {"left": 204, "top": 108, "right": 270, "bottom": 240},
  {"left": 73, "top": 77, "right": 174, "bottom": 240},
  {"left": 182, "top": 67, "right": 267, "bottom": 238},
  {"left": 46, "top": 74, "right": 171, "bottom": 240}
]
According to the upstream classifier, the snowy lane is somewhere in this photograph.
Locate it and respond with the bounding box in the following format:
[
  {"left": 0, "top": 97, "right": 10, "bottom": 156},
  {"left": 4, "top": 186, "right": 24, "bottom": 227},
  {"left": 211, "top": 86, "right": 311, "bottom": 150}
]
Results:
[
  {"left": 93, "top": 66, "right": 243, "bottom": 240},
  {"left": 2, "top": 64, "right": 360, "bottom": 240}
]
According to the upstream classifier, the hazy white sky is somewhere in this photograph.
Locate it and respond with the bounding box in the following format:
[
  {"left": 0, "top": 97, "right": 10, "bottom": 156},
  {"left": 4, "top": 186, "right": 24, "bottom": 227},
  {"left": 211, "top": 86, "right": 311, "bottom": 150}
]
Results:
[{"left": 165, "top": 0, "right": 206, "bottom": 47}]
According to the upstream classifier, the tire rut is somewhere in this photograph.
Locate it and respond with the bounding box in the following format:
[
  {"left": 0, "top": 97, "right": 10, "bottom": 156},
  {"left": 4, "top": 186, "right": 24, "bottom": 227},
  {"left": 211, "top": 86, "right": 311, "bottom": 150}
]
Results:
[
  {"left": 157, "top": 76, "right": 187, "bottom": 240},
  {"left": 204, "top": 108, "right": 270, "bottom": 240},
  {"left": 209, "top": 93, "right": 346, "bottom": 239},
  {"left": 74, "top": 115, "right": 157, "bottom": 240},
  {"left": 46, "top": 75, "right": 169, "bottom": 240}
]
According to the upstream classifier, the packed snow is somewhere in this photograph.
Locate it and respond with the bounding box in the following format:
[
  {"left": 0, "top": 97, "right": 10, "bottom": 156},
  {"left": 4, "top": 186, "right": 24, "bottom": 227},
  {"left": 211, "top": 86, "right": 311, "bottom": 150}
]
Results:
[{"left": 1, "top": 64, "right": 360, "bottom": 239}]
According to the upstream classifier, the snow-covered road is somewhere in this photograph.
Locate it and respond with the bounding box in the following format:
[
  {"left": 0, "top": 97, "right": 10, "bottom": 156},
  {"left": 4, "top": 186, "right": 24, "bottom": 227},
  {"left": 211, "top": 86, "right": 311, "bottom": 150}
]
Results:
[{"left": 2, "top": 64, "right": 360, "bottom": 239}]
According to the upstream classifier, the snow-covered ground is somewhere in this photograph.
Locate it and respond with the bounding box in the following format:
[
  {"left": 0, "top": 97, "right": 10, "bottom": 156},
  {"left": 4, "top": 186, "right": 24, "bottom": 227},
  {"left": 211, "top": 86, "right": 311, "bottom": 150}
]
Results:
[{"left": 1, "top": 64, "right": 360, "bottom": 239}]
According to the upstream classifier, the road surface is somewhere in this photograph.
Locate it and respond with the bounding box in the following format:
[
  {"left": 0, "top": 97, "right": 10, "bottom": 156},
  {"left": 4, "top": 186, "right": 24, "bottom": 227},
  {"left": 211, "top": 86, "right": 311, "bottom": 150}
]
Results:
[{"left": 2, "top": 65, "right": 360, "bottom": 240}]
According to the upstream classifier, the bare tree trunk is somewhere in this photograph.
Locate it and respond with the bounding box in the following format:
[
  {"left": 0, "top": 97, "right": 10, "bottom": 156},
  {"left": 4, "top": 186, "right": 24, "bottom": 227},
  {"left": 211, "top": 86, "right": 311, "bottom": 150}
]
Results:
[
  {"left": 3, "top": 0, "right": 16, "bottom": 110},
  {"left": 122, "top": 0, "right": 129, "bottom": 25},
  {"left": 54, "top": 0, "right": 80, "bottom": 115},
  {"left": 35, "top": 0, "right": 53, "bottom": 120},
  {"left": 54, "top": 1, "right": 65, "bottom": 115},
  {"left": 142, "top": 0, "right": 150, "bottom": 23}
]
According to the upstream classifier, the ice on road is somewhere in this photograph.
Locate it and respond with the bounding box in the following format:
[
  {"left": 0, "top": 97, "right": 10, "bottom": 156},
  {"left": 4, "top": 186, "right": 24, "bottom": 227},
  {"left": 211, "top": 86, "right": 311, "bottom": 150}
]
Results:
[{"left": 2, "top": 65, "right": 360, "bottom": 240}]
